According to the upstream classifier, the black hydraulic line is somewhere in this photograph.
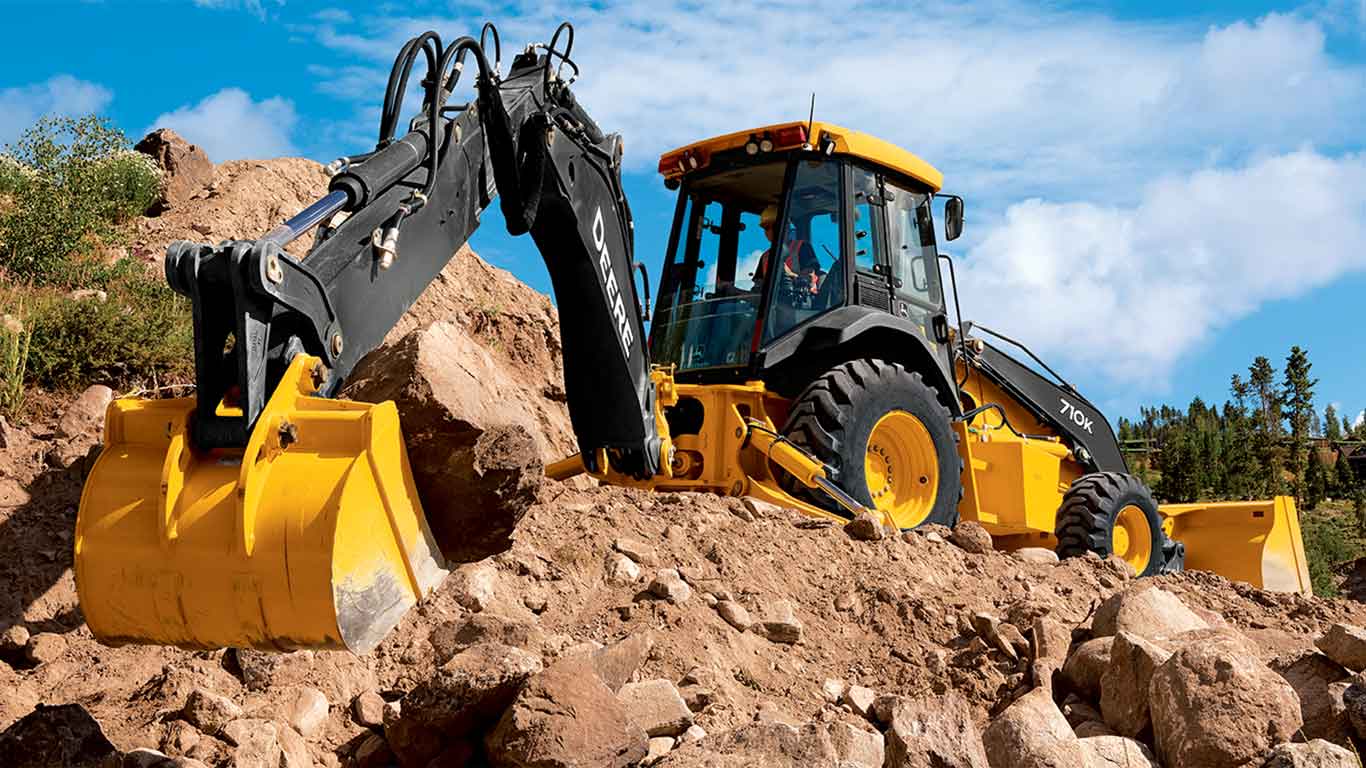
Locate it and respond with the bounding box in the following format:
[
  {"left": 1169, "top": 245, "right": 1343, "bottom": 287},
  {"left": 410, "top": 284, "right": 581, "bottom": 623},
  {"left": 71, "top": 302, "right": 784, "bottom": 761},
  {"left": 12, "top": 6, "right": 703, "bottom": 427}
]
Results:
[{"left": 969, "top": 322, "right": 1077, "bottom": 395}]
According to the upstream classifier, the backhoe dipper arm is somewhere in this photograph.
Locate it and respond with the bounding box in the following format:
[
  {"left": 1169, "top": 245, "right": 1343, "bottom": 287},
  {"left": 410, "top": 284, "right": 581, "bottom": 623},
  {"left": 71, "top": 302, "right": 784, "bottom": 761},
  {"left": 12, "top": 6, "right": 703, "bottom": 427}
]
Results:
[{"left": 164, "top": 24, "right": 661, "bottom": 478}]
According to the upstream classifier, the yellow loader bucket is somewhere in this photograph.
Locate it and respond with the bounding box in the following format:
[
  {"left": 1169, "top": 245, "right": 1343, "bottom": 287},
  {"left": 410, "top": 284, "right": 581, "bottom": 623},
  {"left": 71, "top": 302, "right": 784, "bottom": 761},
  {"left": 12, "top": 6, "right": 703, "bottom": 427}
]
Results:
[
  {"left": 1161, "top": 496, "right": 1311, "bottom": 594},
  {"left": 74, "top": 355, "right": 448, "bottom": 652}
]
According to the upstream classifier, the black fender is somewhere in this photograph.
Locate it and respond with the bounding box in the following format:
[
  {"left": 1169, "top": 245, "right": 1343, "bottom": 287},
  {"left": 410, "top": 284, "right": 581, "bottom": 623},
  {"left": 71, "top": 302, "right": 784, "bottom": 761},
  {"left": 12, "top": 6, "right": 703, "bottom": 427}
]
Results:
[{"left": 756, "top": 305, "right": 959, "bottom": 414}]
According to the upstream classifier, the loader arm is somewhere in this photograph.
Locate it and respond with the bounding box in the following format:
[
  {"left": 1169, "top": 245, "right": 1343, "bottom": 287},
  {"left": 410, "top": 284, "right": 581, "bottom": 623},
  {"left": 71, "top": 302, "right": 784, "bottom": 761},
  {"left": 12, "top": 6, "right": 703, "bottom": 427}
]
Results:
[{"left": 166, "top": 26, "right": 660, "bottom": 478}]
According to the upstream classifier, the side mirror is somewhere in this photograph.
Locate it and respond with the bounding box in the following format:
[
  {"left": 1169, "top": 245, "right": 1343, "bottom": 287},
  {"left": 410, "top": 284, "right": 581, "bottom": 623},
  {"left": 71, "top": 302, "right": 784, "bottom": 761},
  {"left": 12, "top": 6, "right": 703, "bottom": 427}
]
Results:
[{"left": 944, "top": 196, "right": 964, "bottom": 241}]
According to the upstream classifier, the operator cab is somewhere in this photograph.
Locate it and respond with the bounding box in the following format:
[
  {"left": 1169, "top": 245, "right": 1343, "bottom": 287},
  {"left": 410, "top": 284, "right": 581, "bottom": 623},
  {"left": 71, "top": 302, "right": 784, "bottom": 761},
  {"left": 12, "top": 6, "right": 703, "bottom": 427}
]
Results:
[{"left": 650, "top": 121, "right": 959, "bottom": 386}]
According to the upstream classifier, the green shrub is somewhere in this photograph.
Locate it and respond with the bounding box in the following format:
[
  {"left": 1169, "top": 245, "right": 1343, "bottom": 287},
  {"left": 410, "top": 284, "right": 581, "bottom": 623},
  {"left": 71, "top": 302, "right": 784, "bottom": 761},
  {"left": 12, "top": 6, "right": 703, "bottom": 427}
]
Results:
[
  {"left": 0, "top": 290, "right": 32, "bottom": 418},
  {"left": 25, "top": 268, "right": 192, "bottom": 390},
  {"left": 0, "top": 115, "right": 160, "bottom": 286},
  {"left": 1300, "top": 511, "right": 1361, "bottom": 597}
]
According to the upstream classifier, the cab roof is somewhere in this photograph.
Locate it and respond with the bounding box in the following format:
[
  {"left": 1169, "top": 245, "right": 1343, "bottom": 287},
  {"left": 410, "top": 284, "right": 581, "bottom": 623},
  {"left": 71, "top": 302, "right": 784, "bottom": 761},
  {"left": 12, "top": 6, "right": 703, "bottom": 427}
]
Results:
[{"left": 657, "top": 120, "right": 943, "bottom": 192}]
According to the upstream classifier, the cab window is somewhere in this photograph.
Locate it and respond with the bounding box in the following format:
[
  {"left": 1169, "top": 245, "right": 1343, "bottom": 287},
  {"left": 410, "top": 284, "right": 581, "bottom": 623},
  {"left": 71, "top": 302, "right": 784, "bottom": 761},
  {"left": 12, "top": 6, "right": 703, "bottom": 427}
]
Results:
[
  {"left": 762, "top": 158, "right": 846, "bottom": 343},
  {"left": 886, "top": 181, "right": 941, "bottom": 307}
]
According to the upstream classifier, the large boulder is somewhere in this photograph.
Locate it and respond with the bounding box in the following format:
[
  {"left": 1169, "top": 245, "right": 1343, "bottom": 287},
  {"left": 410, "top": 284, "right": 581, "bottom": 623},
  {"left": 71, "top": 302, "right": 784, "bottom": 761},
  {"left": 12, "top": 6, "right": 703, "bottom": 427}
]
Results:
[
  {"left": 0, "top": 704, "right": 118, "bottom": 768},
  {"left": 617, "top": 680, "right": 693, "bottom": 737},
  {"left": 1091, "top": 584, "right": 1207, "bottom": 643},
  {"left": 1061, "top": 637, "right": 1113, "bottom": 700},
  {"left": 1272, "top": 651, "right": 1352, "bottom": 746},
  {"left": 347, "top": 320, "right": 561, "bottom": 563},
  {"left": 135, "top": 128, "right": 213, "bottom": 212},
  {"left": 981, "top": 688, "right": 1086, "bottom": 768},
  {"left": 1315, "top": 624, "right": 1366, "bottom": 672},
  {"left": 487, "top": 657, "right": 649, "bottom": 768},
  {"left": 883, "top": 692, "right": 989, "bottom": 768},
  {"left": 1149, "top": 630, "right": 1302, "bottom": 768},
  {"left": 1100, "top": 632, "right": 1171, "bottom": 737}
]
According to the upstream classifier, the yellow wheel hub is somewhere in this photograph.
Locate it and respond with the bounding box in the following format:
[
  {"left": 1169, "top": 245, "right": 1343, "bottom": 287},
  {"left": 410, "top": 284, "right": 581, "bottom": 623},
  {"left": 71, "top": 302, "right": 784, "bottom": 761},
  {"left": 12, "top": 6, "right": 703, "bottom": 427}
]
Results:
[
  {"left": 1111, "top": 504, "right": 1152, "bottom": 575},
  {"left": 864, "top": 410, "right": 939, "bottom": 529}
]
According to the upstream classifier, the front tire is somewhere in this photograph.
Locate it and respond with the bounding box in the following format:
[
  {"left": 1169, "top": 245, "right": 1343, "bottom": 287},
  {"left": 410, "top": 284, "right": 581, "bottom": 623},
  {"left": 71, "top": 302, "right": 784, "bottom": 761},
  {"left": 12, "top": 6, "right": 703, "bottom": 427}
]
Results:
[
  {"left": 1055, "top": 472, "right": 1165, "bottom": 577},
  {"left": 780, "top": 359, "right": 960, "bottom": 530}
]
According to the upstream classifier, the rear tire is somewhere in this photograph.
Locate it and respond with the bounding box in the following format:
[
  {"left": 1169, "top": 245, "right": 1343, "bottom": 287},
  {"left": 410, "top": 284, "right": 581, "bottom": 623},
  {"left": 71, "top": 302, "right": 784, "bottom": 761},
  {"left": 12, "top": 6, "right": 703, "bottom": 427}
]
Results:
[
  {"left": 1055, "top": 472, "right": 1165, "bottom": 577},
  {"left": 779, "top": 359, "right": 960, "bottom": 530}
]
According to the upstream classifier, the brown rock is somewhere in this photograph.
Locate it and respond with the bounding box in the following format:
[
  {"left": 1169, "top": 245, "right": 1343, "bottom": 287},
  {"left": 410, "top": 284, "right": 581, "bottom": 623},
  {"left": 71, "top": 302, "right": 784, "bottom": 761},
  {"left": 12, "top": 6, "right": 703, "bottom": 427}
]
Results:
[
  {"left": 1341, "top": 681, "right": 1366, "bottom": 740},
  {"left": 1073, "top": 720, "right": 1114, "bottom": 738},
  {"left": 1092, "top": 583, "right": 1207, "bottom": 643},
  {"left": 0, "top": 704, "right": 118, "bottom": 768},
  {"left": 1062, "top": 637, "right": 1114, "bottom": 699},
  {"left": 950, "top": 521, "right": 994, "bottom": 554},
  {"left": 1263, "top": 739, "right": 1360, "bottom": 767},
  {"left": 827, "top": 722, "right": 884, "bottom": 768},
  {"left": 220, "top": 719, "right": 282, "bottom": 768},
  {"left": 717, "top": 600, "right": 753, "bottom": 632},
  {"left": 429, "top": 613, "right": 542, "bottom": 663},
  {"left": 135, "top": 128, "right": 214, "bottom": 212},
  {"left": 648, "top": 568, "right": 692, "bottom": 604},
  {"left": 708, "top": 721, "right": 838, "bottom": 766},
  {"left": 613, "top": 537, "right": 659, "bottom": 566},
  {"left": 843, "top": 685, "right": 876, "bottom": 718},
  {"left": 276, "top": 725, "right": 312, "bottom": 768},
  {"left": 284, "top": 687, "right": 328, "bottom": 739},
  {"left": 605, "top": 553, "right": 642, "bottom": 585},
  {"left": 643, "top": 736, "right": 674, "bottom": 765},
  {"left": 353, "top": 733, "right": 393, "bottom": 768},
  {"left": 1, "top": 624, "right": 30, "bottom": 651},
  {"left": 160, "top": 720, "right": 201, "bottom": 755},
  {"left": 1079, "top": 735, "right": 1158, "bottom": 768},
  {"left": 1032, "top": 615, "right": 1072, "bottom": 692},
  {"left": 756, "top": 600, "right": 803, "bottom": 644},
  {"left": 180, "top": 688, "right": 242, "bottom": 736},
  {"left": 25, "top": 632, "right": 67, "bottom": 664},
  {"left": 347, "top": 323, "right": 554, "bottom": 563},
  {"left": 57, "top": 385, "right": 114, "bottom": 440},
  {"left": 486, "top": 657, "right": 649, "bottom": 768},
  {"left": 844, "top": 511, "right": 886, "bottom": 541},
  {"left": 591, "top": 631, "right": 654, "bottom": 693},
  {"left": 1013, "top": 547, "right": 1060, "bottom": 565},
  {"left": 1316, "top": 624, "right": 1366, "bottom": 672},
  {"left": 883, "top": 692, "right": 989, "bottom": 768},
  {"left": 1272, "top": 651, "right": 1351, "bottom": 745},
  {"left": 1149, "top": 630, "right": 1302, "bottom": 768},
  {"left": 122, "top": 748, "right": 172, "bottom": 768},
  {"left": 449, "top": 562, "right": 498, "bottom": 612},
  {"left": 982, "top": 688, "right": 1085, "bottom": 768},
  {"left": 352, "top": 691, "right": 385, "bottom": 728},
  {"left": 1100, "top": 631, "right": 1171, "bottom": 737},
  {"left": 618, "top": 679, "right": 694, "bottom": 737},
  {"left": 400, "top": 642, "right": 542, "bottom": 741}
]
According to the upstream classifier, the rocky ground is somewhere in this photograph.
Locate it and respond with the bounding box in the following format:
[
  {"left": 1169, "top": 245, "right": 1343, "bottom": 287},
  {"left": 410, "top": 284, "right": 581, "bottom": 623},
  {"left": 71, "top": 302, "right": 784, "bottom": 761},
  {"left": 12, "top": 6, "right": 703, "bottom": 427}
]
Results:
[{"left": 4, "top": 136, "right": 1366, "bottom": 767}]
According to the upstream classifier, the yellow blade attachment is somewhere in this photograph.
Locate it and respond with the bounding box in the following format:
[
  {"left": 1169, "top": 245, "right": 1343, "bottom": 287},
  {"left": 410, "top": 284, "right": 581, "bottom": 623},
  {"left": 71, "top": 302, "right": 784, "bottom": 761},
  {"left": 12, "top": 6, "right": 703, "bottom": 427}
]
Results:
[
  {"left": 75, "top": 355, "right": 448, "bottom": 653},
  {"left": 1162, "top": 496, "right": 1311, "bottom": 595}
]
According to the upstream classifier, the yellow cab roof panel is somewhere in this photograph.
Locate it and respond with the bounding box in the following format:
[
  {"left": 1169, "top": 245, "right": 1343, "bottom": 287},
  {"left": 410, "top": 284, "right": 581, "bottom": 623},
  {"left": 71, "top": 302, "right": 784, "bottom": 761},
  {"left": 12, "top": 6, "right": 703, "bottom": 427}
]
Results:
[{"left": 658, "top": 120, "right": 943, "bottom": 192}]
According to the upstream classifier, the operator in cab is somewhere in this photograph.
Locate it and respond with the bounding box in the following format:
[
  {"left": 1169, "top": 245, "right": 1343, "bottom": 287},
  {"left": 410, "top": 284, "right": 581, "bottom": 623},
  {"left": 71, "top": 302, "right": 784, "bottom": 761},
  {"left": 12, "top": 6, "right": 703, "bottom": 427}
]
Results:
[{"left": 754, "top": 203, "right": 823, "bottom": 294}]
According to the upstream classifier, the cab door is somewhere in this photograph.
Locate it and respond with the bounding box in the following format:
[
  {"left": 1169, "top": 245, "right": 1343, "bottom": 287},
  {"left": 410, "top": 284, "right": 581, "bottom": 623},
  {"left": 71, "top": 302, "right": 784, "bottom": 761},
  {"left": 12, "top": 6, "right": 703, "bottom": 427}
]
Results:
[
  {"left": 885, "top": 179, "right": 952, "bottom": 367},
  {"left": 849, "top": 165, "right": 892, "bottom": 312}
]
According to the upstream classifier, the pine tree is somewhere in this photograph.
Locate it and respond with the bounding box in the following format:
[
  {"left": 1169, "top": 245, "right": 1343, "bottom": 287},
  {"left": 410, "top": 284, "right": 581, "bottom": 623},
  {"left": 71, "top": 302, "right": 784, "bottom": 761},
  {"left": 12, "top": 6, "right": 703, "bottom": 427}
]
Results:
[
  {"left": 1282, "top": 346, "right": 1318, "bottom": 503},
  {"left": 1326, "top": 404, "right": 1342, "bottom": 441},
  {"left": 1357, "top": 491, "right": 1366, "bottom": 537},
  {"left": 1339, "top": 454, "right": 1359, "bottom": 496},
  {"left": 1304, "top": 454, "right": 1326, "bottom": 510}
]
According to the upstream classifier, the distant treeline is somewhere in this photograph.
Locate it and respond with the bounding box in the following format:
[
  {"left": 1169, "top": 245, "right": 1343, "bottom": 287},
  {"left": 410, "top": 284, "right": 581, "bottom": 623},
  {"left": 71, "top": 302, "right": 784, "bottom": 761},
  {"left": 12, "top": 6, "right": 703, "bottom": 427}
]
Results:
[{"left": 1117, "top": 346, "right": 1362, "bottom": 510}]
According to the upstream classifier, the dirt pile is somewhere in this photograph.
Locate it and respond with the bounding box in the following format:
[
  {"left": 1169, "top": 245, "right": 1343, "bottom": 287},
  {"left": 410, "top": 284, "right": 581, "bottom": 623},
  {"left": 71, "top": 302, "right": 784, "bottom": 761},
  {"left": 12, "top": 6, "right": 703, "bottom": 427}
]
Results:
[{"left": 4, "top": 151, "right": 1366, "bottom": 767}]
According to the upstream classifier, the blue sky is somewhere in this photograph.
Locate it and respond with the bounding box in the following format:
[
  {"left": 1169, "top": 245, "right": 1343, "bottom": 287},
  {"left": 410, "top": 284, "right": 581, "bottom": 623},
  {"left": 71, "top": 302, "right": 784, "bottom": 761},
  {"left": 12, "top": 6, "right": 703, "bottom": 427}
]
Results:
[{"left": 2, "top": 0, "right": 1363, "bottom": 426}]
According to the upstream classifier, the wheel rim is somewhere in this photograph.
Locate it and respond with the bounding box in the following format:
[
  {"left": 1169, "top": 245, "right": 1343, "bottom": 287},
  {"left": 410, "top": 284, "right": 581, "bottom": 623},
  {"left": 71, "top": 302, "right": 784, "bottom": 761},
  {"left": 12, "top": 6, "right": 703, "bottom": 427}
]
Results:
[
  {"left": 864, "top": 410, "right": 939, "bottom": 529},
  {"left": 1112, "top": 503, "right": 1152, "bottom": 574}
]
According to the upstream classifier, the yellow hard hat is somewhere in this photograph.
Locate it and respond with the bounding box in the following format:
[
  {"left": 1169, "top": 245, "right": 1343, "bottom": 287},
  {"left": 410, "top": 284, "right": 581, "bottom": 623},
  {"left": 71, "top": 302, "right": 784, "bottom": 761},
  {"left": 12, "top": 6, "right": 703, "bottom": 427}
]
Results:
[{"left": 760, "top": 204, "right": 779, "bottom": 228}]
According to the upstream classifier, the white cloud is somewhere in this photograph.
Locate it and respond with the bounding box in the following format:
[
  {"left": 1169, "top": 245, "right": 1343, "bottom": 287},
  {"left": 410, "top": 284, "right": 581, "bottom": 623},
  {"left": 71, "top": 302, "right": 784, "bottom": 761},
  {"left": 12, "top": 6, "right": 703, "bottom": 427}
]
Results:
[
  {"left": 957, "top": 149, "right": 1366, "bottom": 382},
  {"left": 147, "top": 88, "right": 297, "bottom": 161},
  {"left": 0, "top": 75, "right": 112, "bottom": 147},
  {"left": 308, "top": 3, "right": 1366, "bottom": 388}
]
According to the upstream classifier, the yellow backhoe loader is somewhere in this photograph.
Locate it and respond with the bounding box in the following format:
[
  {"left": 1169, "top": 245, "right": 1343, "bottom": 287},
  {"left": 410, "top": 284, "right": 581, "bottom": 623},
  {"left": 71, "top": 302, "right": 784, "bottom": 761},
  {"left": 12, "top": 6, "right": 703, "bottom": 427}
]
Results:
[{"left": 74, "top": 22, "right": 1310, "bottom": 653}]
